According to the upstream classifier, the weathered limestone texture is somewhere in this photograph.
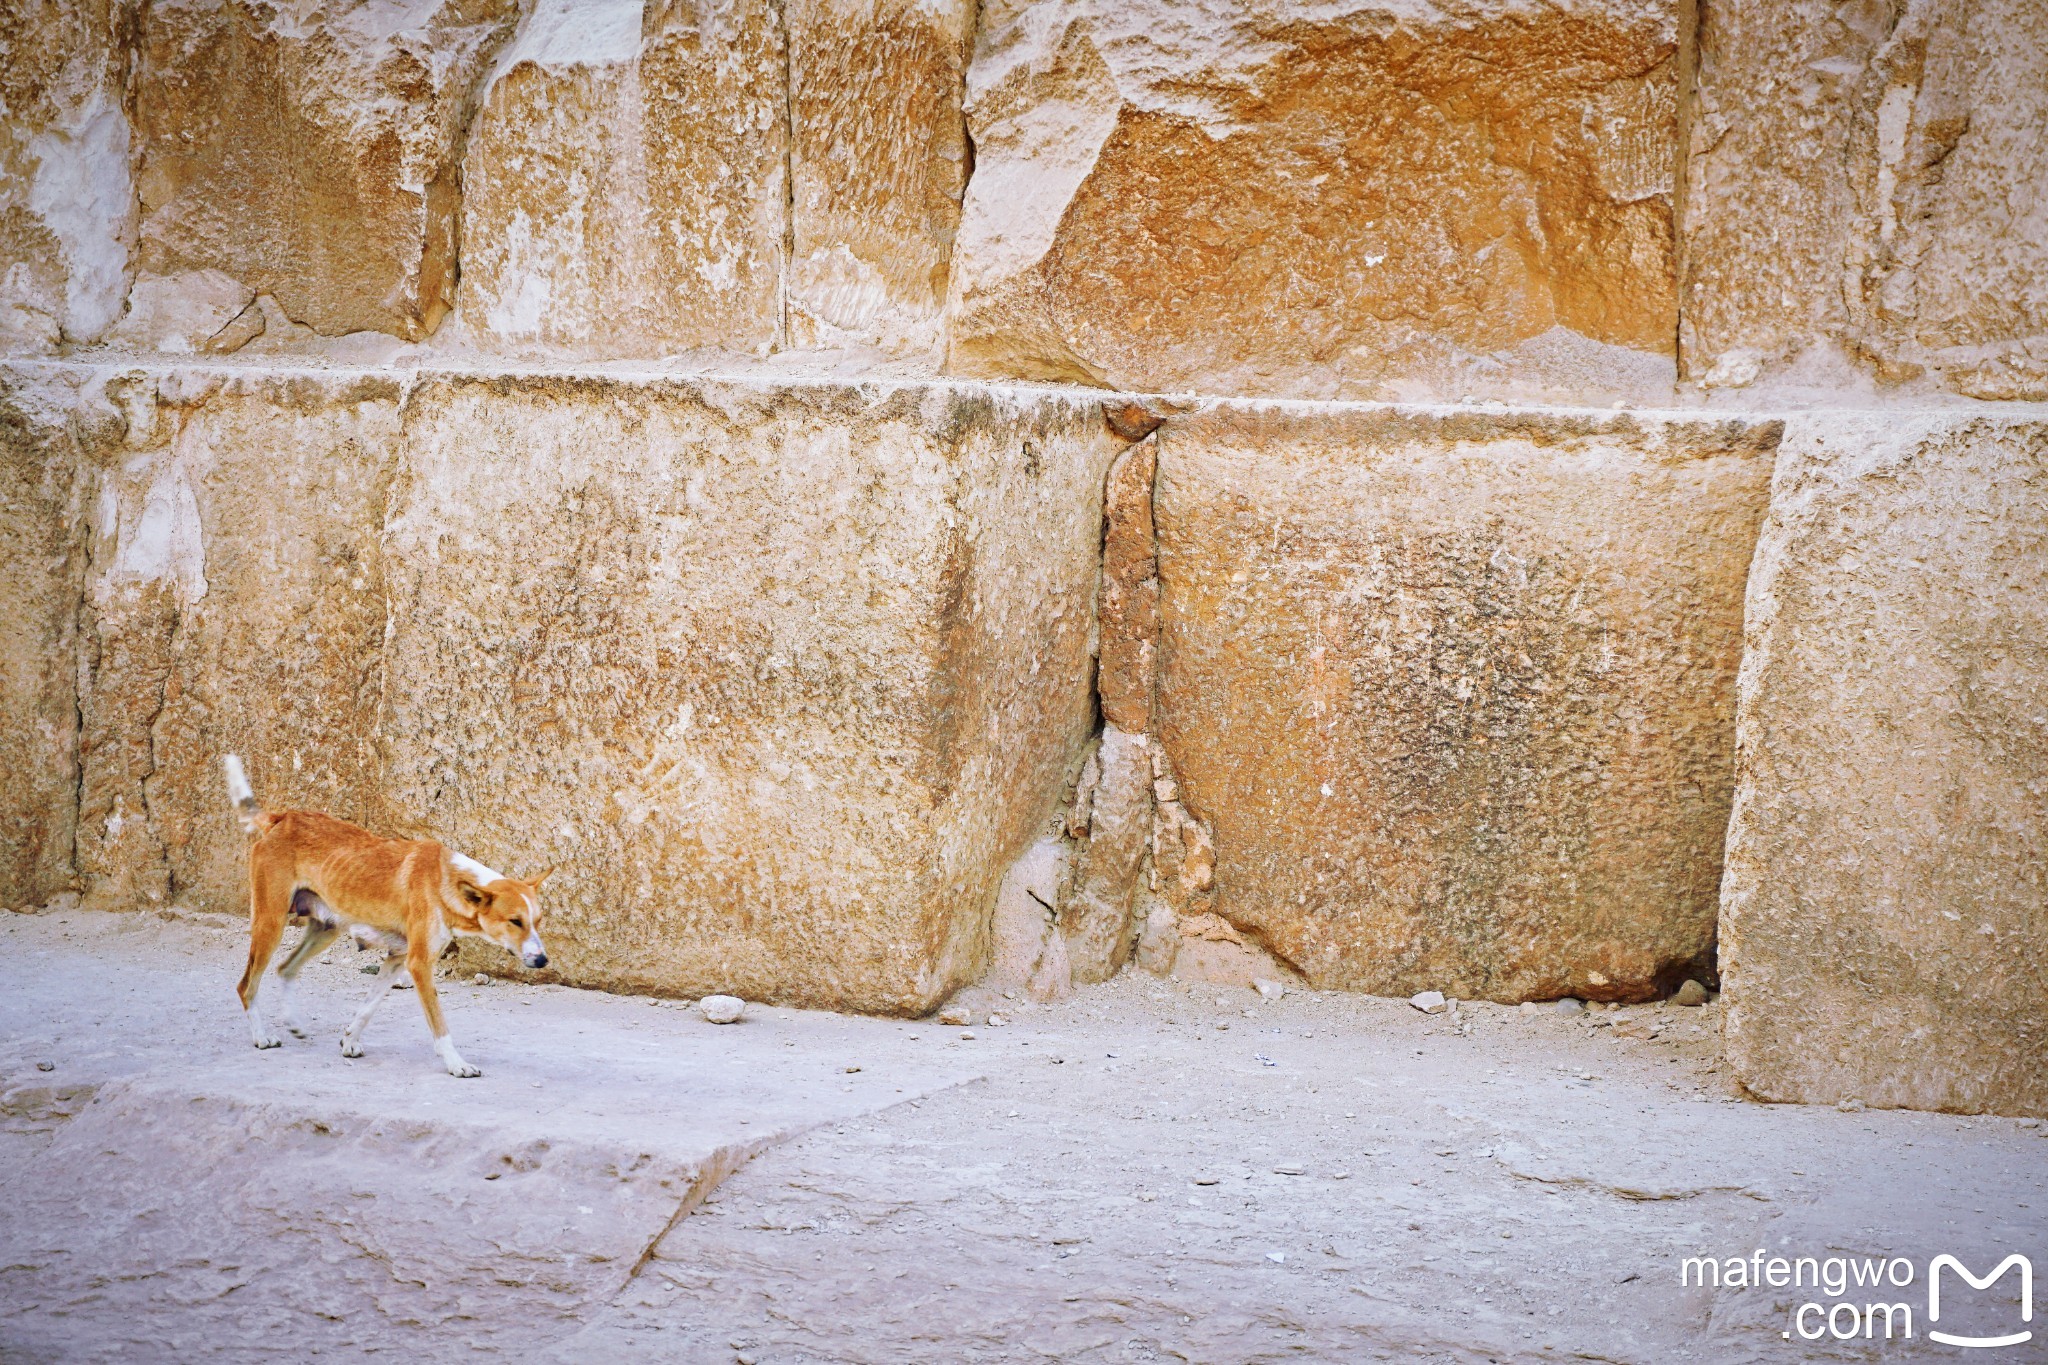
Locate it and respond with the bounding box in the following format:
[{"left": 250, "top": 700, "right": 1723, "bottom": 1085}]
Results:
[
  {"left": 1096, "top": 435, "right": 1156, "bottom": 733},
  {"left": 785, "top": 0, "right": 974, "bottom": 358},
  {"left": 458, "top": 0, "right": 787, "bottom": 357},
  {"left": 0, "top": 0, "right": 134, "bottom": 351},
  {"left": 385, "top": 375, "right": 1115, "bottom": 1012},
  {"left": 1683, "top": 0, "right": 2048, "bottom": 399},
  {"left": 948, "top": 0, "right": 1681, "bottom": 401},
  {"left": 0, "top": 367, "right": 97, "bottom": 905},
  {"left": 1152, "top": 405, "right": 1779, "bottom": 1002},
  {"left": 1059, "top": 726, "right": 1150, "bottom": 983},
  {"left": 1722, "top": 413, "right": 2048, "bottom": 1117},
  {"left": 132, "top": 0, "right": 518, "bottom": 341},
  {"left": 73, "top": 368, "right": 403, "bottom": 913}
]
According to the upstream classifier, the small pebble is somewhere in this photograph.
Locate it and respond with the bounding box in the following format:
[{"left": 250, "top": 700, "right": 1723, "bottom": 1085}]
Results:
[
  {"left": 699, "top": 994, "right": 746, "bottom": 1024},
  {"left": 1553, "top": 997, "right": 1585, "bottom": 1016},
  {"left": 1253, "top": 978, "right": 1287, "bottom": 1001},
  {"left": 959, "top": 1030, "right": 976, "bottom": 1041},
  {"left": 1409, "top": 990, "right": 1448, "bottom": 1014},
  {"left": 1271, "top": 1163, "right": 1306, "bottom": 1176},
  {"left": 986, "top": 1013, "right": 1009, "bottom": 1027},
  {"left": 473, "top": 973, "right": 490, "bottom": 986},
  {"left": 36, "top": 1060, "right": 55, "bottom": 1072},
  {"left": 1672, "top": 979, "right": 1709, "bottom": 1007}
]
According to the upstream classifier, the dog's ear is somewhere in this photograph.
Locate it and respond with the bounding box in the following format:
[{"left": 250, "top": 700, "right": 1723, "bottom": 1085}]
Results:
[
  {"left": 528, "top": 867, "right": 555, "bottom": 889},
  {"left": 456, "top": 879, "right": 489, "bottom": 908}
]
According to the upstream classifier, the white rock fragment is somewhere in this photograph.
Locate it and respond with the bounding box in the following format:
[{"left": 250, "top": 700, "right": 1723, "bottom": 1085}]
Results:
[
  {"left": 699, "top": 995, "right": 747, "bottom": 1024},
  {"left": 1253, "top": 977, "right": 1287, "bottom": 1001},
  {"left": 1408, "top": 990, "right": 1447, "bottom": 1014}
]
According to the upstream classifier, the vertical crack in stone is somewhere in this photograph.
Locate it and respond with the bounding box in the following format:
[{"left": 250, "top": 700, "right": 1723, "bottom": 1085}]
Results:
[{"left": 775, "top": 0, "right": 797, "bottom": 353}]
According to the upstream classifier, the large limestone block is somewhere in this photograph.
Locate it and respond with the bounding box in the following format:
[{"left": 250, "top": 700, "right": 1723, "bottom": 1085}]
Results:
[
  {"left": 1723, "top": 414, "right": 2048, "bottom": 1117},
  {"left": 383, "top": 375, "right": 1114, "bottom": 1012},
  {"left": 0, "top": 367, "right": 98, "bottom": 905},
  {"left": 74, "top": 369, "right": 403, "bottom": 913},
  {"left": 1683, "top": 0, "right": 2048, "bottom": 399},
  {"left": 132, "top": 0, "right": 518, "bottom": 341},
  {"left": 458, "top": 0, "right": 787, "bottom": 357},
  {"left": 948, "top": 0, "right": 1680, "bottom": 401},
  {"left": 0, "top": 0, "right": 134, "bottom": 351},
  {"left": 1152, "top": 405, "right": 1778, "bottom": 1002},
  {"left": 785, "top": 0, "right": 974, "bottom": 358}
]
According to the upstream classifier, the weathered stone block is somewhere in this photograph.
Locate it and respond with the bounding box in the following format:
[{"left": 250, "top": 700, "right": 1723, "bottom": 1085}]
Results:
[
  {"left": 458, "top": 0, "right": 787, "bottom": 356},
  {"left": 1152, "top": 405, "right": 1778, "bottom": 1002},
  {"left": 383, "top": 374, "right": 1114, "bottom": 1012},
  {"left": 0, "top": 366, "right": 97, "bottom": 904},
  {"left": 785, "top": 0, "right": 974, "bottom": 358},
  {"left": 0, "top": 0, "right": 133, "bottom": 351},
  {"left": 1683, "top": 0, "right": 2048, "bottom": 399},
  {"left": 948, "top": 0, "right": 1680, "bottom": 401},
  {"left": 73, "top": 368, "right": 402, "bottom": 913},
  {"left": 1722, "top": 414, "right": 2048, "bottom": 1117},
  {"left": 132, "top": 0, "right": 517, "bottom": 341}
]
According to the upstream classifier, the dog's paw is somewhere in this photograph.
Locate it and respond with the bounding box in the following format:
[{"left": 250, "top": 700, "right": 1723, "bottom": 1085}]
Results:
[
  {"left": 285, "top": 1021, "right": 309, "bottom": 1039},
  {"left": 251, "top": 1033, "right": 283, "bottom": 1050},
  {"left": 446, "top": 1061, "right": 483, "bottom": 1079},
  {"left": 339, "top": 1037, "right": 365, "bottom": 1058}
]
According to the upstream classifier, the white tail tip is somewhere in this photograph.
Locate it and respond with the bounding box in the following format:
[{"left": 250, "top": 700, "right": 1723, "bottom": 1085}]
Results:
[{"left": 223, "top": 753, "right": 254, "bottom": 808}]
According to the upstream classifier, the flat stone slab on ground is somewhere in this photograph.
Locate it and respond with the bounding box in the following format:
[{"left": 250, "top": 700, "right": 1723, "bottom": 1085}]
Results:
[{"left": 1, "top": 909, "right": 2042, "bottom": 1362}]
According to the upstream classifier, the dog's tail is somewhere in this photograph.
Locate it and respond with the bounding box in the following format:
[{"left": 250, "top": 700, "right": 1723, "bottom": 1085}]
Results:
[{"left": 222, "top": 754, "right": 272, "bottom": 837}]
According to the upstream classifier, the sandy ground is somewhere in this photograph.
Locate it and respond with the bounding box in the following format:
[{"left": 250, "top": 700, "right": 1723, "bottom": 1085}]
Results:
[{"left": 0, "top": 908, "right": 2042, "bottom": 1364}]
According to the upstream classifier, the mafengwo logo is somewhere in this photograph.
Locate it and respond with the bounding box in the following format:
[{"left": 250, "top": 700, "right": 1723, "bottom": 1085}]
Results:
[{"left": 1681, "top": 1250, "right": 2032, "bottom": 1347}]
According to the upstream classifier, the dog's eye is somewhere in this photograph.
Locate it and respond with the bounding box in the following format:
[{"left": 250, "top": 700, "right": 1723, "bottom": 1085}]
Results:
[{"left": 509, "top": 917, "right": 525, "bottom": 929}]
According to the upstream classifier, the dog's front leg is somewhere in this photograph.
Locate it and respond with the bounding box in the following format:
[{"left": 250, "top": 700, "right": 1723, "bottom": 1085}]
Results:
[
  {"left": 340, "top": 952, "right": 404, "bottom": 1058},
  {"left": 408, "top": 952, "right": 480, "bottom": 1078}
]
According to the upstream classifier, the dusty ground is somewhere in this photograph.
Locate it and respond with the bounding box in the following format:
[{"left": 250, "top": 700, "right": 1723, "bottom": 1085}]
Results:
[{"left": 0, "top": 909, "right": 2042, "bottom": 1363}]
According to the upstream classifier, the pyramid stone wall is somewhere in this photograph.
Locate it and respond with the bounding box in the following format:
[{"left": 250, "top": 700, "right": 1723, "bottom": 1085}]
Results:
[{"left": 1, "top": 0, "right": 2042, "bottom": 1111}]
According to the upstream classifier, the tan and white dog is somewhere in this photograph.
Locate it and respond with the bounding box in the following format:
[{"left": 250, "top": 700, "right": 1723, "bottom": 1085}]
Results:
[{"left": 224, "top": 754, "right": 551, "bottom": 1077}]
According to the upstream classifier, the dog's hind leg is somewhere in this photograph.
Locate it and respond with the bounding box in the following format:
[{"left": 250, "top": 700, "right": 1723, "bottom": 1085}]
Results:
[
  {"left": 275, "top": 919, "right": 339, "bottom": 1039},
  {"left": 339, "top": 951, "right": 405, "bottom": 1058},
  {"left": 238, "top": 853, "right": 294, "bottom": 1049}
]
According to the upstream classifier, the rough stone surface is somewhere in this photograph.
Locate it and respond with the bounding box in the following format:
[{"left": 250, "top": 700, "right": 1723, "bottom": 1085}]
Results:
[
  {"left": 457, "top": 0, "right": 786, "bottom": 357},
  {"left": 102, "top": 269, "right": 255, "bottom": 353},
  {"left": 785, "top": 0, "right": 974, "bottom": 358},
  {"left": 383, "top": 374, "right": 1113, "bottom": 1014},
  {"left": 1096, "top": 435, "right": 1156, "bottom": 733},
  {"left": 0, "top": 369, "right": 95, "bottom": 905},
  {"left": 981, "top": 835, "right": 1072, "bottom": 1002},
  {"left": 1059, "top": 726, "right": 1151, "bottom": 984},
  {"left": 72, "top": 368, "right": 403, "bottom": 914},
  {"left": 1153, "top": 405, "right": 1779, "bottom": 1003},
  {"left": 1722, "top": 412, "right": 2048, "bottom": 1118},
  {"left": 131, "top": 0, "right": 518, "bottom": 341},
  {"left": 1683, "top": 0, "right": 2048, "bottom": 399},
  {"left": 947, "top": 0, "right": 1681, "bottom": 401},
  {"left": 0, "top": 0, "right": 133, "bottom": 352}
]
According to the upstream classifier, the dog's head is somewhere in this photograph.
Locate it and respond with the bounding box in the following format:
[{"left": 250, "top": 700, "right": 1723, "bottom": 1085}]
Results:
[{"left": 452, "top": 866, "right": 553, "bottom": 969}]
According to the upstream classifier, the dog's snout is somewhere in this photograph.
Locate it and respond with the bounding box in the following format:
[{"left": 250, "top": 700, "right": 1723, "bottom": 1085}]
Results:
[{"left": 524, "top": 951, "right": 548, "bottom": 969}]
